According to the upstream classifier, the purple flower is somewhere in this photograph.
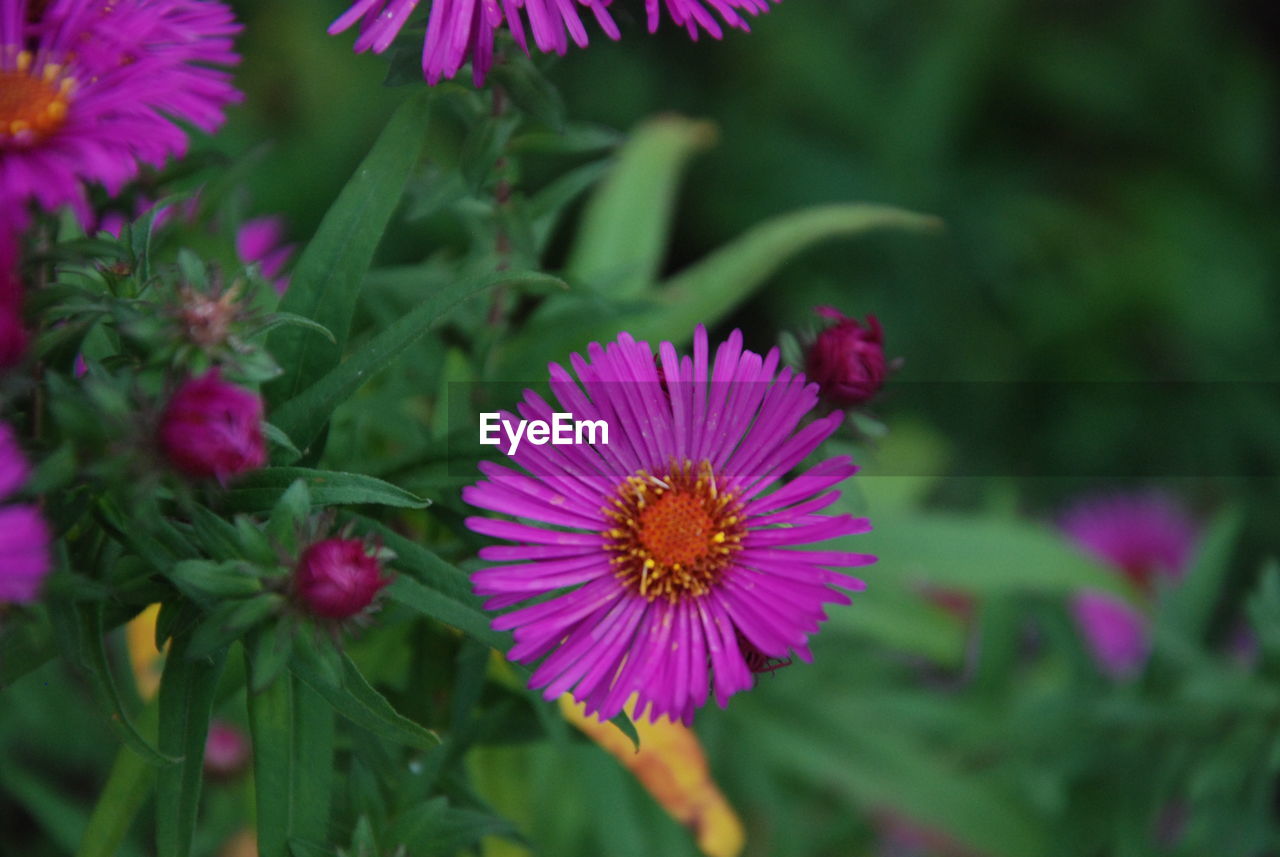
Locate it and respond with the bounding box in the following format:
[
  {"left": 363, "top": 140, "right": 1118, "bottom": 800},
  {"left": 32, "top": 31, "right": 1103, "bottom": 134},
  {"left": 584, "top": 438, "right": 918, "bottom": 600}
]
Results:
[
  {"left": 806, "top": 307, "right": 888, "bottom": 408},
  {"left": 0, "top": 245, "right": 27, "bottom": 369},
  {"left": 236, "top": 216, "right": 296, "bottom": 295},
  {"left": 293, "top": 538, "right": 391, "bottom": 620},
  {"left": 203, "top": 720, "right": 250, "bottom": 779},
  {"left": 1060, "top": 492, "right": 1199, "bottom": 679},
  {"left": 0, "top": 0, "right": 242, "bottom": 247},
  {"left": 330, "top": 0, "right": 777, "bottom": 85},
  {"left": 158, "top": 370, "right": 266, "bottom": 482},
  {"left": 464, "top": 326, "right": 874, "bottom": 723},
  {"left": 0, "top": 422, "right": 52, "bottom": 604}
]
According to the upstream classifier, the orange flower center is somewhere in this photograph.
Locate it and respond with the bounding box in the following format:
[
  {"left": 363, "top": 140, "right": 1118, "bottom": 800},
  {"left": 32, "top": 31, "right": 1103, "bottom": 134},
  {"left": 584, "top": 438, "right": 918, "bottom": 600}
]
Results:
[
  {"left": 0, "top": 57, "right": 74, "bottom": 143},
  {"left": 605, "top": 461, "right": 744, "bottom": 602}
]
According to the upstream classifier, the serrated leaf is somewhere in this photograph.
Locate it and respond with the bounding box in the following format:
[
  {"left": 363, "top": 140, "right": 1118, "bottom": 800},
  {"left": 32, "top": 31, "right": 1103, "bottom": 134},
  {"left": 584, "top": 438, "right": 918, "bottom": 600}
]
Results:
[
  {"left": 265, "top": 90, "right": 432, "bottom": 410},
  {"left": 271, "top": 269, "right": 561, "bottom": 454}
]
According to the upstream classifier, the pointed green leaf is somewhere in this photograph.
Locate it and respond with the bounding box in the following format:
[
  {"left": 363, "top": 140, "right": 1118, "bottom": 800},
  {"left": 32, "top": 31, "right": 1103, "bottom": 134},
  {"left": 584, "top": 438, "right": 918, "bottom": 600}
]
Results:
[
  {"left": 156, "top": 635, "right": 228, "bottom": 857},
  {"left": 271, "top": 269, "right": 561, "bottom": 454},
  {"left": 265, "top": 90, "right": 432, "bottom": 409},
  {"left": 290, "top": 651, "right": 440, "bottom": 751},
  {"left": 565, "top": 116, "right": 716, "bottom": 298},
  {"left": 225, "top": 468, "right": 429, "bottom": 514},
  {"left": 246, "top": 657, "right": 293, "bottom": 857}
]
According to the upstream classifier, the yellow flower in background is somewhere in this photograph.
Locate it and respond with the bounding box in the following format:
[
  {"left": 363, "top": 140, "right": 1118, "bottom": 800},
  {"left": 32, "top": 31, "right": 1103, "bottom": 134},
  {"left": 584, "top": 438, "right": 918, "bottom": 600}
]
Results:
[
  {"left": 125, "top": 603, "right": 165, "bottom": 700},
  {"left": 559, "top": 695, "right": 745, "bottom": 857}
]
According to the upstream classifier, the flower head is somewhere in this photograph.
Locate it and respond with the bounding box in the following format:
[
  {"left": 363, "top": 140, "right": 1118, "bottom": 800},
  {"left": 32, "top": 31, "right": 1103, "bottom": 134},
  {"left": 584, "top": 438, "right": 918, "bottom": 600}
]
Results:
[
  {"left": 806, "top": 307, "right": 888, "bottom": 408},
  {"left": 158, "top": 369, "right": 266, "bottom": 482},
  {"left": 1061, "top": 491, "right": 1199, "bottom": 679},
  {"left": 0, "top": 0, "right": 241, "bottom": 246},
  {"left": 330, "top": 0, "right": 778, "bottom": 85},
  {"left": 0, "top": 422, "right": 52, "bottom": 604},
  {"left": 293, "top": 538, "right": 391, "bottom": 620},
  {"left": 464, "top": 326, "right": 874, "bottom": 723}
]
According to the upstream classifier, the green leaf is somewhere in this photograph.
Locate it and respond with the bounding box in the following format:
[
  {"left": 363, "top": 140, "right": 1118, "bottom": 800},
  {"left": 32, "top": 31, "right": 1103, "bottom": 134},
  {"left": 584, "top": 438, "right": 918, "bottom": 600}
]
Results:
[
  {"left": 460, "top": 114, "right": 518, "bottom": 192},
  {"left": 247, "top": 653, "right": 293, "bottom": 857},
  {"left": 156, "top": 635, "right": 228, "bottom": 857},
  {"left": 265, "top": 90, "right": 432, "bottom": 410},
  {"left": 565, "top": 116, "right": 716, "bottom": 298},
  {"left": 490, "top": 57, "right": 565, "bottom": 129},
  {"left": 290, "top": 651, "right": 440, "bottom": 751},
  {"left": 1158, "top": 507, "right": 1243, "bottom": 645},
  {"left": 759, "top": 705, "right": 1048, "bottom": 857},
  {"left": 853, "top": 512, "right": 1133, "bottom": 597},
  {"left": 827, "top": 584, "right": 968, "bottom": 666},
  {"left": 501, "top": 203, "right": 939, "bottom": 376},
  {"left": 250, "top": 622, "right": 294, "bottom": 694},
  {"left": 187, "top": 595, "right": 284, "bottom": 660},
  {"left": 632, "top": 203, "right": 942, "bottom": 342},
  {"left": 75, "top": 604, "right": 177, "bottom": 767},
  {"left": 290, "top": 678, "right": 335, "bottom": 846},
  {"left": 247, "top": 312, "right": 337, "bottom": 344},
  {"left": 387, "top": 577, "right": 505, "bottom": 651},
  {"left": 225, "top": 468, "right": 429, "bottom": 514},
  {"left": 76, "top": 704, "right": 159, "bottom": 857},
  {"left": 167, "top": 560, "right": 262, "bottom": 602},
  {"left": 271, "top": 269, "right": 561, "bottom": 453},
  {"left": 266, "top": 478, "right": 312, "bottom": 552}
]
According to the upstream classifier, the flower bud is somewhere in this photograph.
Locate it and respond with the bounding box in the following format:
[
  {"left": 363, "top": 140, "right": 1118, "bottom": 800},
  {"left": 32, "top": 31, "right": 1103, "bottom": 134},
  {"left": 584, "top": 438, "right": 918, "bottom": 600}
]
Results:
[
  {"left": 293, "top": 538, "right": 390, "bottom": 620},
  {"left": 203, "top": 720, "right": 250, "bottom": 780},
  {"left": 158, "top": 370, "right": 266, "bottom": 482},
  {"left": 805, "top": 307, "right": 888, "bottom": 407}
]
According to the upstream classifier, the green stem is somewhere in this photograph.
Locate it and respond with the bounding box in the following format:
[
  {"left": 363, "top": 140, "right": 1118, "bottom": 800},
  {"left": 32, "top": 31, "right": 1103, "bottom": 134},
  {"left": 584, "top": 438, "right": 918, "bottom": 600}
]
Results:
[{"left": 75, "top": 702, "right": 160, "bottom": 857}]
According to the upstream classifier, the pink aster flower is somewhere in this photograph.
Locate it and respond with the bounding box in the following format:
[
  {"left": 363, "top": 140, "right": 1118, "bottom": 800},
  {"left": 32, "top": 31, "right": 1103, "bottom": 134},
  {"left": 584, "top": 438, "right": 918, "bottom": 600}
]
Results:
[
  {"left": 0, "top": 0, "right": 242, "bottom": 247},
  {"left": 158, "top": 369, "right": 266, "bottom": 482},
  {"left": 0, "top": 421, "right": 52, "bottom": 604},
  {"left": 330, "top": 0, "right": 776, "bottom": 85},
  {"left": 236, "top": 216, "right": 295, "bottom": 294},
  {"left": 1060, "top": 492, "right": 1199, "bottom": 679},
  {"left": 464, "top": 326, "right": 875, "bottom": 724}
]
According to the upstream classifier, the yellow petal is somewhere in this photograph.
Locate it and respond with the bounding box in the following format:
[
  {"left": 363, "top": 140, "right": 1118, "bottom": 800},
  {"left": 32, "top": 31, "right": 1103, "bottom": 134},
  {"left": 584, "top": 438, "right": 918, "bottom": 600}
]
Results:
[
  {"left": 124, "top": 604, "right": 166, "bottom": 701},
  {"left": 559, "top": 695, "right": 745, "bottom": 857}
]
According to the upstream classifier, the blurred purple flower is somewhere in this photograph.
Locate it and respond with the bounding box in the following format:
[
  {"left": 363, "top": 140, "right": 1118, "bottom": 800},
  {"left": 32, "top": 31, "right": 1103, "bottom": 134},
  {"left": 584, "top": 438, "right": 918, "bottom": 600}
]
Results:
[
  {"left": 464, "top": 326, "right": 874, "bottom": 724},
  {"left": 0, "top": 422, "right": 52, "bottom": 604},
  {"left": 203, "top": 720, "right": 250, "bottom": 779},
  {"left": 0, "top": 0, "right": 242, "bottom": 247},
  {"left": 1061, "top": 492, "right": 1199, "bottom": 679},
  {"left": 330, "top": 0, "right": 777, "bottom": 85},
  {"left": 0, "top": 244, "right": 27, "bottom": 369},
  {"left": 236, "top": 216, "right": 295, "bottom": 294},
  {"left": 293, "top": 538, "right": 391, "bottom": 620},
  {"left": 806, "top": 307, "right": 888, "bottom": 408},
  {"left": 158, "top": 370, "right": 266, "bottom": 483}
]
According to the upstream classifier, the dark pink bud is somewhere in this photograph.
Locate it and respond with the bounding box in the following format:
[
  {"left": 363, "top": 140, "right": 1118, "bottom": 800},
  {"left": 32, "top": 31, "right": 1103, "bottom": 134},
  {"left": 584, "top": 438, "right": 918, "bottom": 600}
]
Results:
[
  {"left": 293, "top": 539, "right": 390, "bottom": 620},
  {"left": 158, "top": 370, "right": 267, "bottom": 482},
  {"left": 203, "top": 720, "right": 250, "bottom": 779},
  {"left": 805, "top": 307, "right": 888, "bottom": 408}
]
